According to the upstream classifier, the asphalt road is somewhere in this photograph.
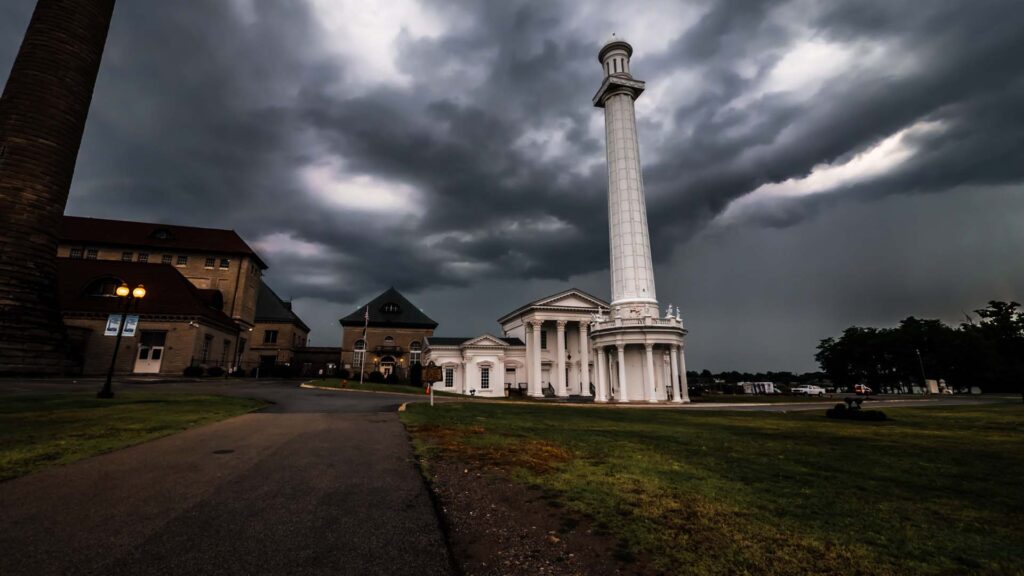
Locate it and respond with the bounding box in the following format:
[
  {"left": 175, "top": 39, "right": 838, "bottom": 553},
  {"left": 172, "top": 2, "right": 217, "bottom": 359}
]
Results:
[{"left": 0, "top": 380, "right": 453, "bottom": 576}]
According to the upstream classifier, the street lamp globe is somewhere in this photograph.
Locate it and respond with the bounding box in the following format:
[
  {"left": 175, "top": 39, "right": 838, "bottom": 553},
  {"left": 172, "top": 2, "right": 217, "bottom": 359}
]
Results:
[
  {"left": 132, "top": 284, "right": 146, "bottom": 299},
  {"left": 115, "top": 283, "right": 130, "bottom": 297}
]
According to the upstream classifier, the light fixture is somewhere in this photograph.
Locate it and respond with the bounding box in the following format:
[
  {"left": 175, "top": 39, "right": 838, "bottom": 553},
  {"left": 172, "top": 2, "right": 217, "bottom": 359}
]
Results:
[
  {"left": 115, "top": 283, "right": 130, "bottom": 297},
  {"left": 132, "top": 284, "right": 146, "bottom": 299}
]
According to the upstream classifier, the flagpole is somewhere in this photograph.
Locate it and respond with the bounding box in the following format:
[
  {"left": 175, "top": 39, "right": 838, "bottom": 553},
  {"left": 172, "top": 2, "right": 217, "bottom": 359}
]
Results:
[{"left": 359, "top": 305, "right": 368, "bottom": 386}]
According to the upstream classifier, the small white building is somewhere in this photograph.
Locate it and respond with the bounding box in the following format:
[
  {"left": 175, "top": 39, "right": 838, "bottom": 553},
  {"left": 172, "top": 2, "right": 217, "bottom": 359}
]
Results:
[{"left": 424, "top": 288, "right": 608, "bottom": 398}]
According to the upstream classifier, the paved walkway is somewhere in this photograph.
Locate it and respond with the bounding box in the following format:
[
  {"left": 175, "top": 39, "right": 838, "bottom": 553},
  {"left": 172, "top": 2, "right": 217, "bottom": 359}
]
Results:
[{"left": 0, "top": 382, "right": 453, "bottom": 576}]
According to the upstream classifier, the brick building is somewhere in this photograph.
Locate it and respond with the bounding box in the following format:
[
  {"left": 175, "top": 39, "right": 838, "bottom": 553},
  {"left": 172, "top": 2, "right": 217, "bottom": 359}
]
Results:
[
  {"left": 58, "top": 216, "right": 267, "bottom": 331},
  {"left": 243, "top": 283, "right": 310, "bottom": 373},
  {"left": 339, "top": 288, "right": 437, "bottom": 381},
  {"left": 57, "top": 259, "right": 240, "bottom": 375}
]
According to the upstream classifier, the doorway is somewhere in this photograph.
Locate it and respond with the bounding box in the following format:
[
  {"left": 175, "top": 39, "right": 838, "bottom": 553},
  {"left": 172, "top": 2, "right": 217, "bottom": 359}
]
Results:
[
  {"left": 380, "top": 356, "right": 396, "bottom": 377},
  {"left": 134, "top": 331, "right": 166, "bottom": 373}
]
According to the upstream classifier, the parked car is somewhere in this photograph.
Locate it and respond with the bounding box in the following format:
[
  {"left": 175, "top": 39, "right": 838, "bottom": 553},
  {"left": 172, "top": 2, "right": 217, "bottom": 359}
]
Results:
[
  {"left": 791, "top": 384, "right": 826, "bottom": 396},
  {"left": 854, "top": 384, "right": 874, "bottom": 395}
]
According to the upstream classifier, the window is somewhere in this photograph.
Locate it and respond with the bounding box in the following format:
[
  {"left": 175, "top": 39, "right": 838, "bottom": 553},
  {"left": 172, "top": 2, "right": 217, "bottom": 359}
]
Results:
[
  {"left": 176, "top": 255, "right": 188, "bottom": 266},
  {"left": 86, "top": 277, "right": 121, "bottom": 297},
  {"left": 353, "top": 339, "right": 366, "bottom": 368},
  {"left": 221, "top": 339, "right": 231, "bottom": 367},
  {"left": 409, "top": 341, "right": 421, "bottom": 365},
  {"left": 161, "top": 254, "right": 172, "bottom": 265},
  {"left": 137, "top": 253, "right": 149, "bottom": 263},
  {"left": 383, "top": 336, "right": 395, "bottom": 346},
  {"left": 121, "top": 251, "right": 133, "bottom": 262},
  {"left": 540, "top": 329, "right": 547, "bottom": 349},
  {"left": 85, "top": 249, "right": 98, "bottom": 260},
  {"left": 201, "top": 335, "right": 213, "bottom": 363},
  {"left": 204, "top": 257, "right": 215, "bottom": 268},
  {"left": 444, "top": 367, "right": 454, "bottom": 388},
  {"left": 263, "top": 330, "right": 278, "bottom": 344},
  {"left": 69, "top": 248, "right": 83, "bottom": 259},
  {"left": 381, "top": 302, "right": 400, "bottom": 314},
  {"left": 480, "top": 367, "right": 490, "bottom": 389},
  {"left": 219, "top": 258, "right": 230, "bottom": 269}
]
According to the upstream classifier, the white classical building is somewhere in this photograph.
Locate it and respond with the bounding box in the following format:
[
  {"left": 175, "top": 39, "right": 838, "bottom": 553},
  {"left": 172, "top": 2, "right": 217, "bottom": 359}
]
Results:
[{"left": 424, "top": 36, "right": 690, "bottom": 404}]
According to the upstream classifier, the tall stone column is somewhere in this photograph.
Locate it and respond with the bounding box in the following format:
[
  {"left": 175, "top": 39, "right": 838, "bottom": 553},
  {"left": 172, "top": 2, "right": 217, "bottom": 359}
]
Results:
[
  {"left": 555, "top": 320, "right": 567, "bottom": 397},
  {"left": 616, "top": 344, "right": 628, "bottom": 403},
  {"left": 594, "top": 38, "right": 657, "bottom": 319},
  {"left": 579, "top": 321, "right": 591, "bottom": 396},
  {"left": 644, "top": 344, "right": 657, "bottom": 403},
  {"left": 0, "top": 0, "right": 117, "bottom": 374},
  {"left": 595, "top": 346, "right": 608, "bottom": 403},
  {"left": 670, "top": 345, "right": 683, "bottom": 404},
  {"left": 530, "top": 320, "right": 543, "bottom": 397},
  {"left": 678, "top": 345, "right": 690, "bottom": 403}
]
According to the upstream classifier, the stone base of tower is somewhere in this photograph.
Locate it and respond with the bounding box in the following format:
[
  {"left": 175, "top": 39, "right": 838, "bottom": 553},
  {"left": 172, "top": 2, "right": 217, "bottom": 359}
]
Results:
[{"left": 590, "top": 318, "right": 689, "bottom": 404}]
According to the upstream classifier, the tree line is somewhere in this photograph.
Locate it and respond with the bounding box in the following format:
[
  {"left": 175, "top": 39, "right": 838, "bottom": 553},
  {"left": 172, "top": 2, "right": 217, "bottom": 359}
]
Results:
[{"left": 815, "top": 301, "right": 1024, "bottom": 393}]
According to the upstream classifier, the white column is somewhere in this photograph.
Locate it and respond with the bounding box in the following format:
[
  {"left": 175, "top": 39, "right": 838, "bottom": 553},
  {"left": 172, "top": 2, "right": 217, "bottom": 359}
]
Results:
[
  {"left": 579, "top": 322, "right": 591, "bottom": 396},
  {"left": 530, "top": 320, "right": 543, "bottom": 397},
  {"left": 595, "top": 346, "right": 608, "bottom": 402},
  {"left": 616, "top": 344, "right": 628, "bottom": 403},
  {"left": 678, "top": 344, "right": 690, "bottom": 403},
  {"left": 555, "top": 320, "right": 568, "bottom": 397},
  {"left": 644, "top": 344, "right": 657, "bottom": 403},
  {"left": 670, "top": 345, "right": 682, "bottom": 404}
]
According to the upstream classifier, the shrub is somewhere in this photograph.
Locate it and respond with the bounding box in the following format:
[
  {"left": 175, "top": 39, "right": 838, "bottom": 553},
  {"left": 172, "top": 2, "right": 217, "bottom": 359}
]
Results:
[
  {"left": 338, "top": 368, "right": 351, "bottom": 380},
  {"left": 367, "top": 370, "right": 385, "bottom": 383},
  {"left": 183, "top": 366, "right": 204, "bottom": 377},
  {"left": 206, "top": 366, "right": 225, "bottom": 377}
]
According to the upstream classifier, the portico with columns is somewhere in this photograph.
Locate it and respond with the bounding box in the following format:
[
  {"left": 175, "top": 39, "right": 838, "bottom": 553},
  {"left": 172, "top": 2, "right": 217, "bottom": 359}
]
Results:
[{"left": 497, "top": 288, "right": 609, "bottom": 398}]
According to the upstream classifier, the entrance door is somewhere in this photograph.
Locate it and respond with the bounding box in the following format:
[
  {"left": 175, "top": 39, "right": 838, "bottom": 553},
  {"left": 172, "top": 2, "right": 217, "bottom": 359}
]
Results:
[
  {"left": 134, "top": 331, "right": 166, "bottom": 373},
  {"left": 380, "top": 356, "right": 395, "bottom": 377}
]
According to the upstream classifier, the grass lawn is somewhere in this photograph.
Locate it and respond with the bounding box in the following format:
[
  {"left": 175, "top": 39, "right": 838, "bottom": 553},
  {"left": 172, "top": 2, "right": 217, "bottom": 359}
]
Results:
[
  {"left": 402, "top": 402, "right": 1024, "bottom": 575},
  {"left": 690, "top": 394, "right": 839, "bottom": 403},
  {"left": 0, "top": 392, "right": 265, "bottom": 481}
]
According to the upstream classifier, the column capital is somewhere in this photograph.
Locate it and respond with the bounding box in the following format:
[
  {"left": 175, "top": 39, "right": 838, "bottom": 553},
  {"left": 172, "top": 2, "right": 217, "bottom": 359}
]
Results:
[
  {"left": 528, "top": 319, "right": 543, "bottom": 331},
  {"left": 555, "top": 319, "right": 567, "bottom": 329},
  {"left": 644, "top": 343, "right": 654, "bottom": 351},
  {"left": 616, "top": 342, "right": 626, "bottom": 351}
]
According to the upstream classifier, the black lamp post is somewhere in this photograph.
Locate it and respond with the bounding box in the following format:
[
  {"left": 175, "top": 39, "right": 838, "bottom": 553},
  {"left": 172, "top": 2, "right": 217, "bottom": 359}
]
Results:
[{"left": 98, "top": 282, "right": 146, "bottom": 399}]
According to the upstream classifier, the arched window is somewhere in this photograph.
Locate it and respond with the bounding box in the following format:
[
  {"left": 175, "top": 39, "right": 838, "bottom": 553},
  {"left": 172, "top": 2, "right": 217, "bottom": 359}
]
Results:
[
  {"left": 353, "top": 339, "right": 366, "bottom": 368},
  {"left": 383, "top": 336, "right": 395, "bottom": 345},
  {"left": 409, "top": 341, "right": 422, "bottom": 365},
  {"left": 84, "top": 277, "right": 123, "bottom": 297}
]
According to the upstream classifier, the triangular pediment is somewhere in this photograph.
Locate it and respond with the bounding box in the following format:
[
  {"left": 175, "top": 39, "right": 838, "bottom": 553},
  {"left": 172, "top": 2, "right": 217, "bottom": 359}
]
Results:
[
  {"left": 534, "top": 289, "right": 608, "bottom": 310},
  {"left": 463, "top": 334, "right": 508, "bottom": 347}
]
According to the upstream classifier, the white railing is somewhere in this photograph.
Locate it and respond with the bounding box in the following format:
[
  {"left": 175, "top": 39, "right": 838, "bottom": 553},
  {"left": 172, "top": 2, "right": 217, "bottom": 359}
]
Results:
[{"left": 591, "top": 316, "right": 684, "bottom": 331}]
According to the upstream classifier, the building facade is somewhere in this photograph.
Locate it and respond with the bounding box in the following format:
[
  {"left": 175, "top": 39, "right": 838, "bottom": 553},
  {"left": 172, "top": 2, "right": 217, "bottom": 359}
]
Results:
[
  {"left": 58, "top": 216, "right": 267, "bottom": 330},
  {"left": 57, "top": 258, "right": 240, "bottom": 376},
  {"left": 339, "top": 287, "right": 437, "bottom": 380},
  {"left": 243, "top": 283, "right": 310, "bottom": 373}
]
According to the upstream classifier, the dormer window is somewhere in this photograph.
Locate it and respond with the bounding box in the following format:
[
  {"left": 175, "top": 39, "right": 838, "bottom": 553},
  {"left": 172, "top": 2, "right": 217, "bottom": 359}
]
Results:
[
  {"left": 85, "top": 277, "right": 123, "bottom": 297},
  {"left": 381, "top": 302, "right": 400, "bottom": 314},
  {"left": 151, "top": 228, "right": 173, "bottom": 241}
]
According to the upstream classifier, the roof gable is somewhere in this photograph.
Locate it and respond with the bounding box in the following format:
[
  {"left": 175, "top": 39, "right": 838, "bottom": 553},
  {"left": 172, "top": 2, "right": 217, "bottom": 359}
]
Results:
[
  {"left": 463, "top": 334, "right": 508, "bottom": 347},
  {"left": 340, "top": 287, "right": 438, "bottom": 329},
  {"left": 497, "top": 288, "right": 609, "bottom": 323},
  {"left": 255, "top": 283, "right": 309, "bottom": 332}
]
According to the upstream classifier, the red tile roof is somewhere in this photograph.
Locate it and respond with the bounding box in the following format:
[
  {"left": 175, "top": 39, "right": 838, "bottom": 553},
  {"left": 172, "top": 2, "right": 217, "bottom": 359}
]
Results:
[
  {"left": 56, "top": 258, "right": 240, "bottom": 332},
  {"left": 59, "top": 215, "right": 267, "bottom": 269}
]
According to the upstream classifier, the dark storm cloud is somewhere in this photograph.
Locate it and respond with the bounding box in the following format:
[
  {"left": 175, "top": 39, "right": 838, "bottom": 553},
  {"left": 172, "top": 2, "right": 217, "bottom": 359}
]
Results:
[{"left": 2, "top": 0, "right": 1023, "bottom": 362}]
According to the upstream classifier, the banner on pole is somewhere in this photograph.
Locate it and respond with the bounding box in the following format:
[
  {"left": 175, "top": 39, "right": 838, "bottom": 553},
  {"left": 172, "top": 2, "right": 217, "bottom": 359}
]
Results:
[
  {"left": 123, "top": 315, "right": 139, "bottom": 337},
  {"left": 104, "top": 314, "right": 122, "bottom": 336}
]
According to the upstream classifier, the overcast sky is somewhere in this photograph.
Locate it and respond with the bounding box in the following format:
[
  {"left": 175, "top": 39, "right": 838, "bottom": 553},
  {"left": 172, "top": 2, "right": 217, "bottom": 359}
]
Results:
[{"left": 3, "top": 1, "right": 1023, "bottom": 372}]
